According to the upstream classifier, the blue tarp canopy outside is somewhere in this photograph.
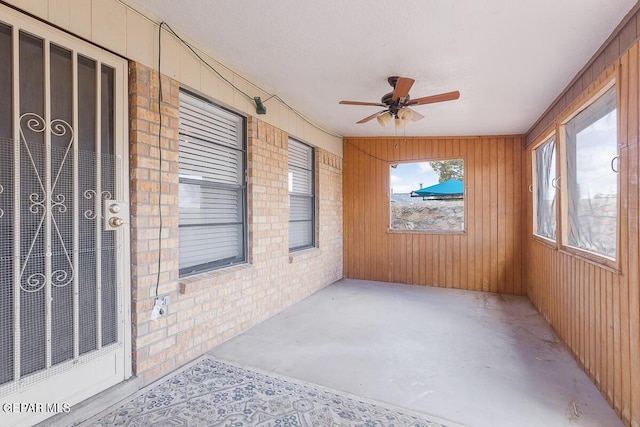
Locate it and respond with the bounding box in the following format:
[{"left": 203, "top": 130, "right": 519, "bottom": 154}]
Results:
[{"left": 411, "top": 179, "right": 464, "bottom": 198}]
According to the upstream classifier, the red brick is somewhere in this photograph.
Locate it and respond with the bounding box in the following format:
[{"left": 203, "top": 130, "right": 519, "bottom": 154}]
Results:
[{"left": 128, "top": 61, "right": 342, "bottom": 389}]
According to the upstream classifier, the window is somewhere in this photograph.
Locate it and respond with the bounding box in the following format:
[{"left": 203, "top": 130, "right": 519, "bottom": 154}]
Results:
[
  {"left": 178, "top": 90, "right": 247, "bottom": 276},
  {"left": 389, "top": 160, "right": 464, "bottom": 232},
  {"left": 288, "top": 138, "right": 315, "bottom": 251},
  {"left": 533, "top": 135, "right": 557, "bottom": 241},
  {"left": 563, "top": 85, "right": 617, "bottom": 260}
]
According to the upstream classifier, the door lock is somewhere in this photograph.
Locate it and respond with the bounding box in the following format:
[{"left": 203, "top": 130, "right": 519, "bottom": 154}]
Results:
[
  {"left": 104, "top": 200, "right": 128, "bottom": 230},
  {"left": 109, "top": 217, "right": 125, "bottom": 227}
]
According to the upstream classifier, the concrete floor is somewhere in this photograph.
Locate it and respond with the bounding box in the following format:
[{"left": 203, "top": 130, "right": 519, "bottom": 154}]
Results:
[{"left": 211, "top": 278, "right": 623, "bottom": 427}]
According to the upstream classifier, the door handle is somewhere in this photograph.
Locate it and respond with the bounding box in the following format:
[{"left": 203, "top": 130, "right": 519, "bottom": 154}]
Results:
[
  {"left": 109, "top": 217, "right": 125, "bottom": 227},
  {"left": 104, "top": 200, "right": 128, "bottom": 230},
  {"left": 611, "top": 156, "right": 619, "bottom": 173}
]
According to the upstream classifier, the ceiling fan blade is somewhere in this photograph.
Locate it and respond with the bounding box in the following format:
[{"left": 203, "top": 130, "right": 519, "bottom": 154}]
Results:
[
  {"left": 408, "top": 90, "right": 460, "bottom": 106},
  {"left": 339, "top": 100, "right": 387, "bottom": 107},
  {"left": 408, "top": 108, "right": 424, "bottom": 122},
  {"left": 392, "top": 77, "right": 415, "bottom": 102},
  {"left": 356, "top": 110, "right": 387, "bottom": 124}
]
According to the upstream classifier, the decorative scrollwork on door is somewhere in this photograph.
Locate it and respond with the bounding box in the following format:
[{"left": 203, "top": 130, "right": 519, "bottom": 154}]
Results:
[
  {"left": 18, "top": 113, "right": 75, "bottom": 293},
  {"left": 83, "top": 189, "right": 113, "bottom": 220}
]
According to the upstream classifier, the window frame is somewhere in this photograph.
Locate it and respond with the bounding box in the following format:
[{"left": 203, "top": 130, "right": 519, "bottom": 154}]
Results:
[
  {"left": 177, "top": 89, "right": 248, "bottom": 277},
  {"left": 531, "top": 132, "right": 558, "bottom": 246},
  {"left": 288, "top": 138, "right": 316, "bottom": 252},
  {"left": 387, "top": 158, "right": 466, "bottom": 235},
  {"left": 558, "top": 78, "right": 620, "bottom": 269}
]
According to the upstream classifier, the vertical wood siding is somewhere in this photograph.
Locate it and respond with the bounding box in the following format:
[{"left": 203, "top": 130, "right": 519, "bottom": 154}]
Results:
[
  {"left": 343, "top": 136, "right": 524, "bottom": 295},
  {"left": 524, "top": 45, "right": 640, "bottom": 426}
]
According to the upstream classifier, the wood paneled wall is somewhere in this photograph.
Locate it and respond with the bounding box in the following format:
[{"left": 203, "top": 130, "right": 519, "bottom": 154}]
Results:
[
  {"left": 343, "top": 136, "right": 524, "bottom": 294},
  {"left": 524, "top": 45, "right": 640, "bottom": 426}
]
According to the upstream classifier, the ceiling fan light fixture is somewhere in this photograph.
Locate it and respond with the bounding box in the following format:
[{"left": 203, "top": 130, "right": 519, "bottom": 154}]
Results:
[
  {"left": 377, "top": 111, "right": 392, "bottom": 127},
  {"left": 394, "top": 108, "right": 413, "bottom": 128},
  {"left": 398, "top": 108, "right": 413, "bottom": 122}
]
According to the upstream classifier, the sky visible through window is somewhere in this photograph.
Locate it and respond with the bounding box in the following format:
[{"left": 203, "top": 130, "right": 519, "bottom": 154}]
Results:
[
  {"left": 575, "top": 109, "right": 617, "bottom": 198},
  {"left": 390, "top": 162, "right": 440, "bottom": 194}
]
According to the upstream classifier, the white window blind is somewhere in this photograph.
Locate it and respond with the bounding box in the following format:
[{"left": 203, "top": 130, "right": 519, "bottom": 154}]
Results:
[
  {"left": 564, "top": 86, "right": 617, "bottom": 259},
  {"left": 534, "top": 136, "right": 557, "bottom": 241},
  {"left": 178, "top": 91, "right": 246, "bottom": 275},
  {"left": 288, "top": 139, "right": 314, "bottom": 251}
]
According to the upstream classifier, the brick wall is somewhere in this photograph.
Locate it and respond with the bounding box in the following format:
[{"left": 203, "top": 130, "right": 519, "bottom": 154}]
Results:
[{"left": 128, "top": 61, "right": 343, "bottom": 384}]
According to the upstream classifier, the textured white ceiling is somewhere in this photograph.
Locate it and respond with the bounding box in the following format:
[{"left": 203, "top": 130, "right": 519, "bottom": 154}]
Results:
[{"left": 129, "top": 0, "right": 636, "bottom": 137}]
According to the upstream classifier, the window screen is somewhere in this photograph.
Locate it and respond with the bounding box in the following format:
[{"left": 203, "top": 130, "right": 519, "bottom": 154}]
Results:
[
  {"left": 564, "top": 86, "right": 617, "bottom": 259},
  {"left": 534, "top": 136, "right": 556, "bottom": 241},
  {"left": 288, "top": 139, "right": 314, "bottom": 251},
  {"left": 178, "top": 90, "right": 246, "bottom": 275}
]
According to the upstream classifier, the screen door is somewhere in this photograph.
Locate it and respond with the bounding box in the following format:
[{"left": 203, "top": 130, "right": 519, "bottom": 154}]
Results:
[{"left": 0, "top": 6, "right": 130, "bottom": 426}]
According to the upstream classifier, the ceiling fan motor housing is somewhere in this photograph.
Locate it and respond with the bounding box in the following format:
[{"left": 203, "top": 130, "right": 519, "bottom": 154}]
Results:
[{"left": 381, "top": 92, "right": 409, "bottom": 116}]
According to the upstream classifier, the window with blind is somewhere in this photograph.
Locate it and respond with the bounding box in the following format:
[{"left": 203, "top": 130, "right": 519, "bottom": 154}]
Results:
[
  {"left": 178, "top": 90, "right": 246, "bottom": 276},
  {"left": 288, "top": 139, "right": 315, "bottom": 251}
]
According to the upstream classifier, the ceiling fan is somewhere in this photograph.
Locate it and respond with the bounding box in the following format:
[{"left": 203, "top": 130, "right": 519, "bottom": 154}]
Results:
[{"left": 339, "top": 76, "right": 460, "bottom": 127}]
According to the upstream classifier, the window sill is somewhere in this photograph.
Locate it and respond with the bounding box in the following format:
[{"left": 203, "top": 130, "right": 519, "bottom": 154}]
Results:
[
  {"left": 531, "top": 234, "right": 558, "bottom": 250},
  {"left": 179, "top": 262, "right": 252, "bottom": 294},
  {"left": 387, "top": 229, "right": 466, "bottom": 235},
  {"left": 288, "top": 247, "right": 321, "bottom": 263},
  {"left": 558, "top": 246, "right": 621, "bottom": 274}
]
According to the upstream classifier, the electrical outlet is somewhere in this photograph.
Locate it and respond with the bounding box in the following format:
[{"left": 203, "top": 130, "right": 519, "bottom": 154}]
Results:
[
  {"left": 161, "top": 295, "right": 170, "bottom": 306},
  {"left": 151, "top": 295, "right": 170, "bottom": 321}
]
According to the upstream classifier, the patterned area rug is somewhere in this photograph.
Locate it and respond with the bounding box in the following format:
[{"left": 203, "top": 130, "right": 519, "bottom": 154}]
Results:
[{"left": 82, "top": 355, "right": 462, "bottom": 426}]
